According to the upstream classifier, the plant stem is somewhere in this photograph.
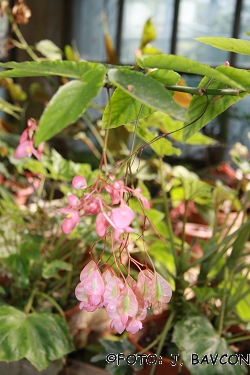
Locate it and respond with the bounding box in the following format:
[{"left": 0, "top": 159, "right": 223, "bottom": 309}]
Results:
[
  {"left": 149, "top": 311, "right": 175, "bottom": 375},
  {"left": 7, "top": 8, "right": 39, "bottom": 61},
  {"left": 159, "top": 157, "right": 178, "bottom": 269},
  {"left": 180, "top": 200, "right": 188, "bottom": 268},
  {"left": 227, "top": 335, "right": 250, "bottom": 344},
  {"left": 163, "top": 85, "right": 243, "bottom": 96},
  {"left": 218, "top": 267, "right": 229, "bottom": 336},
  {"left": 24, "top": 287, "right": 38, "bottom": 315},
  {"left": 37, "top": 292, "right": 65, "bottom": 318}
]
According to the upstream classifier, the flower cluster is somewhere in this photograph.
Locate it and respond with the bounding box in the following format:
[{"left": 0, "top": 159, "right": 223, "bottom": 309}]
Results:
[
  {"left": 14, "top": 119, "right": 44, "bottom": 161},
  {"left": 75, "top": 260, "right": 172, "bottom": 334},
  {"left": 58, "top": 175, "right": 150, "bottom": 238}
]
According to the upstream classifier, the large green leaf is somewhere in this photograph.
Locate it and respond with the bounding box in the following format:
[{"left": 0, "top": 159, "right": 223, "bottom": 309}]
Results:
[
  {"left": 0, "top": 60, "right": 105, "bottom": 79},
  {"left": 0, "top": 306, "right": 74, "bottom": 370},
  {"left": 102, "top": 88, "right": 155, "bottom": 129},
  {"left": 183, "top": 78, "right": 247, "bottom": 141},
  {"left": 143, "top": 55, "right": 245, "bottom": 89},
  {"left": 195, "top": 37, "right": 250, "bottom": 55},
  {"left": 147, "top": 69, "right": 180, "bottom": 85},
  {"left": 173, "top": 314, "right": 247, "bottom": 375},
  {"left": 108, "top": 68, "right": 185, "bottom": 119},
  {"left": 35, "top": 67, "right": 105, "bottom": 144}
]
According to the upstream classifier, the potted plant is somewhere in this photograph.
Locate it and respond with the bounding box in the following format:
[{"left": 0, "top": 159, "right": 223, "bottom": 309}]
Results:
[{"left": 1, "top": 4, "right": 250, "bottom": 374}]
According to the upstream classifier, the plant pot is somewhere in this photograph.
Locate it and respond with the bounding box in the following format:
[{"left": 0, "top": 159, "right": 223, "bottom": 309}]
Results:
[{"left": 128, "top": 312, "right": 190, "bottom": 375}]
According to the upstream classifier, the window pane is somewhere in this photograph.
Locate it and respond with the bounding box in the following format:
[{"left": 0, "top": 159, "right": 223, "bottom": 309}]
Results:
[
  {"left": 120, "top": 0, "right": 174, "bottom": 64},
  {"left": 72, "top": 0, "right": 119, "bottom": 61},
  {"left": 176, "top": 0, "right": 236, "bottom": 65},
  {"left": 236, "top": 0, "right": 250, "bottom": 67}
]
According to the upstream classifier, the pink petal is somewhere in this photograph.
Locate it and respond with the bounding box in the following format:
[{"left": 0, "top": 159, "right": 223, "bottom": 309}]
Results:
[
  {"left": 110, "top": 318, "right": 126, "bottom": 334},
  {"left": 84, "top": 269, "right": 105, "bottom": 295},
  {"left": 153, "top": 273, "right": 172, "bottom": 304},
  {"left": 14, "top": 140, "right": 33, "bottom": 159},
  {"left": 61, "top": 211, "right": 80, "bottom": 234},
  {"left": 79, "top": 260, "right": 98, "bottom": 281},
  {"left": 96, "top": 213, "right": 110, "bottom": 237},
  {"left": 68, "top": 194, "right": 79, "bottom": 207},
  {"left": 126, "top": 319, "right": 143, "bottom": 334},
  {"left": 19, "top": 129, "right": 29, "bottom": 143},
  {"left": 111, "top": 205, "right": 134, "bottom": 229},
  {"left": 117, "top": 286, "right": 138, "bottom": 317}
]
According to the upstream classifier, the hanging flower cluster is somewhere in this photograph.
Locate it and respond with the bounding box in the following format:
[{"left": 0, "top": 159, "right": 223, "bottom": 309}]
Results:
[
  {"left": 75, "top": 260, "right": 172, "bottom": 334},
  {"left": 59, "top": 174, "right": 173, "bottom": 334},
  {"left": 14, "top": 119, "right": 44, "bottom": 161},
  {"left": 58, "top": 175, "right": 150, "bottom": 238}
]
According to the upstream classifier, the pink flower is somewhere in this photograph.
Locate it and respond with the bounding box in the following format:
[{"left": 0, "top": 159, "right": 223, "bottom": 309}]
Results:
[
  {"left": 72, "top": 175, "right": 87, "bottom": 189},
  {"left": 111, "top": 205, "right": 134, "bottom": 229},
  {"left": 75, "top": 261, "right": 105, "bottom": 312},
  {"left": 14, "top": 140, "right": 42, "bottom": 161},
  {"left": 84, "top": 196, "right": 101, "bottom": 214},
  {"left": 58, "top": 208, "right": 80, "bottom": 234},
  {"left": 105, "top": 180, "right": 124, "bottom": 205}
]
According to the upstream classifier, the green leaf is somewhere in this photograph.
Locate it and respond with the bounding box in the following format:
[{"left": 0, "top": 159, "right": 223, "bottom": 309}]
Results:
[
  {"left": 195, "top": 37, "right": 250, "bottom": 55},
  {"left": 42, "top": 260, "right": 72, "bottom": 279},
  {"left": 35, "top": 40, "right": 62, "bottom": 60},
  {"left": 102, "top": 88, "right": 155, "bottom": 129},
  {"left": 0, "top": 306, "right": 74, "bottom": 370},
  {"left": 43, "top": 149, "right": 91, "bottom": 181},
  {"left": 0, "top": 60, "right": 105, "bottom": 79},
  {"left": 216, "top": 66, "right": 250, "bottom": 92},
  {"left": 147, "top": 69, "right": 180, "bottom": 85},
  {"left": 108, "top": 68, "right": 185, "bottom": 119},
  {"left": 143, "top": 54, "right": 245, "bottom": 89},
  {"left": 183, "top": 78, "right": 247, "bottom": 141},
  {"left": 173, "top": 314, "right": 247, "bottom": 375},
  {"left": 35, "top": 66, "right": 105, "bottom": 144},
  {"left": 6, "top": 253, "right": 30, "bottom": 280}
]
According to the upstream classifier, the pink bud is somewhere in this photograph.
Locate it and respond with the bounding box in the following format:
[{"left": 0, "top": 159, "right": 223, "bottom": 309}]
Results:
[
  {"left": 72, "top": 175, "right": 87, "bottom": 189},
  {"left": 224, "top": 61, "right": 230, "bottom": 66}
]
